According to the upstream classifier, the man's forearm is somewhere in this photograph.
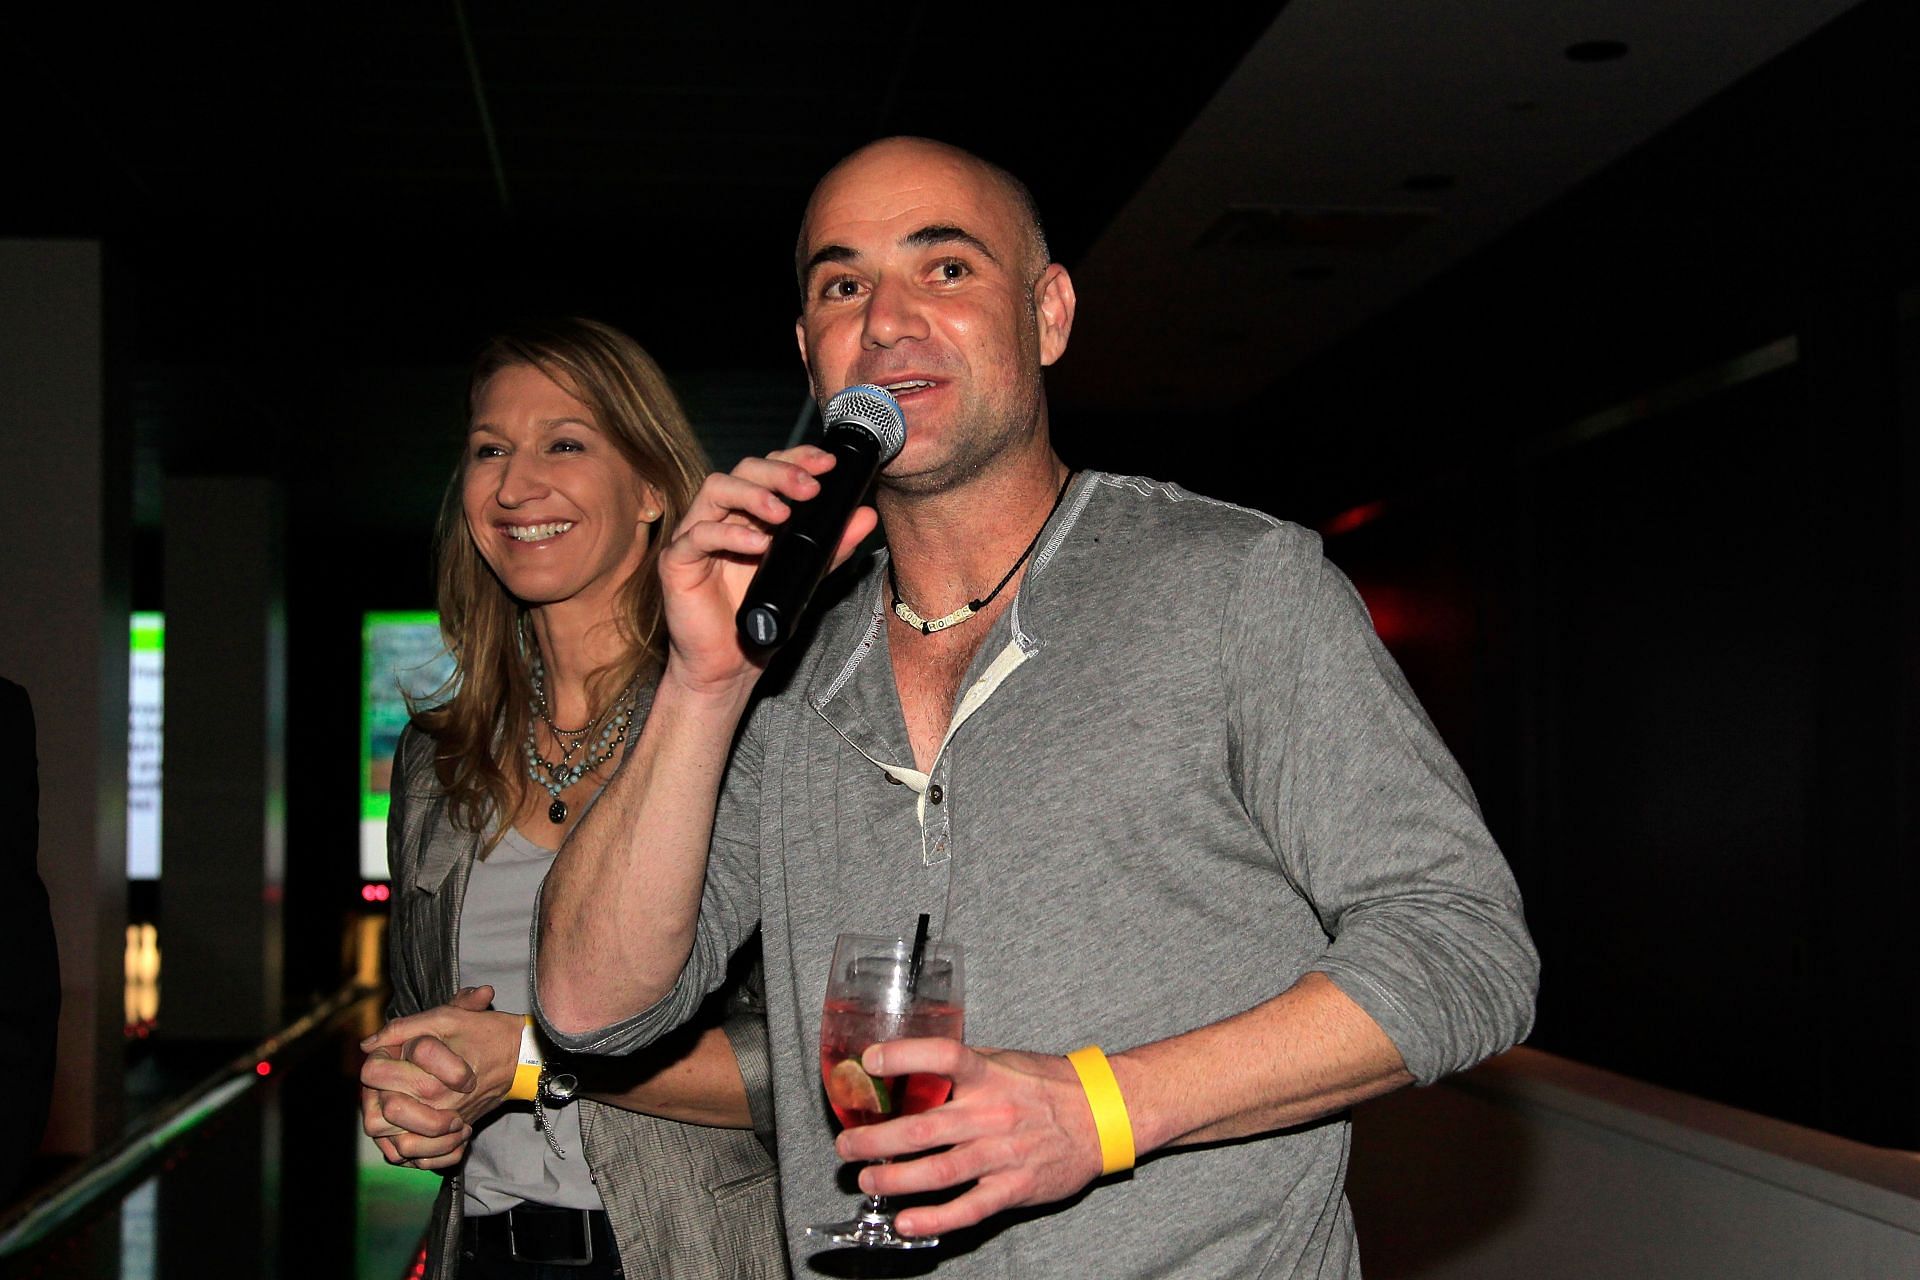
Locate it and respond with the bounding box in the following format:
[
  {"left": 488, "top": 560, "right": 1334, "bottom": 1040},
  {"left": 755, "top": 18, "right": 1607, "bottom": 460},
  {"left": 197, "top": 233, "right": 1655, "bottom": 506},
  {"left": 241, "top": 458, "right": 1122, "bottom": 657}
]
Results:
[
  {"left": 843, "top": 969, "right": 1418, "bottom": 1237},
  {"left": 1112, "top": 972, "right": 1412, "bottom": 1154},
  {"left": 581, "top": 1024, "right": 754, "bottom": 1129},
  {"left": 537, "top": 674, "right": 753, "bottom": 1035}
]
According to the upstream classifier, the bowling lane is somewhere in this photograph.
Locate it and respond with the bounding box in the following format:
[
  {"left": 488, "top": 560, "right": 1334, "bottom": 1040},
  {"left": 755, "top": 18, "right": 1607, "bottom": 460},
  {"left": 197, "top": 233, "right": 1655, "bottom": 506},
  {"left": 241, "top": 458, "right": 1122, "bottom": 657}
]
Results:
[{"left": 1, "top": 986, "right": 441, "bottom": 1279}]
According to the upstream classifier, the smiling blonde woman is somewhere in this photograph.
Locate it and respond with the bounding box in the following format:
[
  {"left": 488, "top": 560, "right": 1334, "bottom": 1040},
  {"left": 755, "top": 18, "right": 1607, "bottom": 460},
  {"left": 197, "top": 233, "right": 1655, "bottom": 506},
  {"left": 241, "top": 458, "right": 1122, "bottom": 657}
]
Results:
[{"left": 359, "top": 318, "right": 785, "bottom": 1280}]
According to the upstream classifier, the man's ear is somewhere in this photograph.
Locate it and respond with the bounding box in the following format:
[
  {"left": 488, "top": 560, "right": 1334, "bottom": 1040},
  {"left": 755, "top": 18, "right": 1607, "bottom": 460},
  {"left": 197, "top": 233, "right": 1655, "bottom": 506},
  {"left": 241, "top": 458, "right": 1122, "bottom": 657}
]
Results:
[
  {"left": 1036, "top": 264, "right": 1076, "bottom": 367},
  {"left": 794, "top": 316, "right": 811, "bottom": 377}
]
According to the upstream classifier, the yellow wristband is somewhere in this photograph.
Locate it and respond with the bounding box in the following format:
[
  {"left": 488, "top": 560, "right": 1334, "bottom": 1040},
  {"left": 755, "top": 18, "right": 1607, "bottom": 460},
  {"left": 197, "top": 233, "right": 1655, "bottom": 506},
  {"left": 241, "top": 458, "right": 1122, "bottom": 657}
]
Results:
[
  {"left": 506, "top": 1014, "right": 543, "bottom": 1102},
  {"left": 1066, "top": 1045, "right": 1135, "bottom": 1176}
]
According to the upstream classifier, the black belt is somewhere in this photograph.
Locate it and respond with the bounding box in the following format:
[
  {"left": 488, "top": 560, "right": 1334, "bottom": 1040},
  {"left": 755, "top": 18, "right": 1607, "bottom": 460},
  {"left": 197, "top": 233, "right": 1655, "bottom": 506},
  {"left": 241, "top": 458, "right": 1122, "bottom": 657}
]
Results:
[{"left": 463, "top": 1204, "right": 614, "bottom": 1268}]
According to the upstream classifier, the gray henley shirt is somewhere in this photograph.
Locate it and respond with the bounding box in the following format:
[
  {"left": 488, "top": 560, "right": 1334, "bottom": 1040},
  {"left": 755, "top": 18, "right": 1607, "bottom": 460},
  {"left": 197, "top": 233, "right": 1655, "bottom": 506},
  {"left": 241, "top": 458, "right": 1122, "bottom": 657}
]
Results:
[{"left": 537, "top": 471, "right": 1539, "bottom": 1278}]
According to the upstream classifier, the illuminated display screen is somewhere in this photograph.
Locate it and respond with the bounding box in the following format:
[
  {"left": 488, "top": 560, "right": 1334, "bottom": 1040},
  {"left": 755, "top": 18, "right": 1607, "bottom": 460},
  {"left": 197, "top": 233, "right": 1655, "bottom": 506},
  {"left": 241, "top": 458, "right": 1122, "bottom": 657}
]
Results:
[
  {"left": 360, "top": 612, "right": 454, "bottom": 880},
  {"left": 129, "top": 612, "right": 164, "bottom": 880}
]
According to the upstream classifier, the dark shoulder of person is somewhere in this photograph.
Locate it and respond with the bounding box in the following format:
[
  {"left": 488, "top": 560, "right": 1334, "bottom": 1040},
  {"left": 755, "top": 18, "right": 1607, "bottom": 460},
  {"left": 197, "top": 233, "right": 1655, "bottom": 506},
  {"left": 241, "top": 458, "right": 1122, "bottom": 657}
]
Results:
[{"left": 0, "top": 677, "right": 60, "bottom": 1201}]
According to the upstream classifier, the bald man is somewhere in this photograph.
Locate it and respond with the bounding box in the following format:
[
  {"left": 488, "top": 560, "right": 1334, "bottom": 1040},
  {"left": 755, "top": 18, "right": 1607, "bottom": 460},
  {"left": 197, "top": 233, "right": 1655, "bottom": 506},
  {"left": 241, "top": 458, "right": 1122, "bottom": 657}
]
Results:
[{"left": 532, "top": 138, "right": 1538, "bottom": 1277}]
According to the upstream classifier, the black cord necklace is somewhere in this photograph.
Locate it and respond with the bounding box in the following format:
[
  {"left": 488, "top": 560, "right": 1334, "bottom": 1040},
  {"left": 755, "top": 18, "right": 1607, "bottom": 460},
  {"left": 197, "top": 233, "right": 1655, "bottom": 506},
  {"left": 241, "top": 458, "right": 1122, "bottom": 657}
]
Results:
[{"left": 889, "top": 469, "right": 1076, "bottom": 636}]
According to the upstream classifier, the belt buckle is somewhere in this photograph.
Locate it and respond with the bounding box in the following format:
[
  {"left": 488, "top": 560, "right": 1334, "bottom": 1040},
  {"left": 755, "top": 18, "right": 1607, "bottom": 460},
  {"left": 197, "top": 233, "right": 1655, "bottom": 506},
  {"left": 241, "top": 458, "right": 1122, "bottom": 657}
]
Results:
[{"left": 506, "top": 1206, "right": 595, "bottom": 1266}]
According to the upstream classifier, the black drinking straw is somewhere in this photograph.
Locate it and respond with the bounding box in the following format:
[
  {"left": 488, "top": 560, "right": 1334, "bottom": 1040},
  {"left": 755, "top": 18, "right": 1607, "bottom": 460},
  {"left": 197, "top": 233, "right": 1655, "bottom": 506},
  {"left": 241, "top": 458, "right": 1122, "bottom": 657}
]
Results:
[{"left": 905, "top": 912, "right": 932, "bottom": 995}]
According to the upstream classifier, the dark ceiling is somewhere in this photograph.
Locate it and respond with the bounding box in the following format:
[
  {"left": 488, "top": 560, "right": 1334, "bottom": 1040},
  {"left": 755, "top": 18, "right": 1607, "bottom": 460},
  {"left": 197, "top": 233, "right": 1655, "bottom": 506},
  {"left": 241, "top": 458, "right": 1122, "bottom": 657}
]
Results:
[
  {"left": 4, "top": 1, "right": 1907, "bottom": 543},
  {"left": 4, "top": 3, "right": 1277, "bottom": 521}
]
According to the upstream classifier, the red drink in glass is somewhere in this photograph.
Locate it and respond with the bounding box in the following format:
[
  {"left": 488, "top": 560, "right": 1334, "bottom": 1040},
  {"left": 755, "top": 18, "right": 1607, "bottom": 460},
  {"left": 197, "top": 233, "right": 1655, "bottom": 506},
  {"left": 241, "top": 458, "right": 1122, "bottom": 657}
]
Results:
[
  {"left": 806, "top": 932, "right": 966, "bottom": 1250},
  {"left": 819, "top": 996, "right": 964, "bottom": 1128}
]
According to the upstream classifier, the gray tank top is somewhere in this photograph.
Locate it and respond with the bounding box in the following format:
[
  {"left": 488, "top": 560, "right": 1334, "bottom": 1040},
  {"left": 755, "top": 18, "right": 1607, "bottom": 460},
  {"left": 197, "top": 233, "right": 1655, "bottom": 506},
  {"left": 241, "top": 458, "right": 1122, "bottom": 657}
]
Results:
[{"left": 457, "top": 822, "right": 602, "bottom": 1216}]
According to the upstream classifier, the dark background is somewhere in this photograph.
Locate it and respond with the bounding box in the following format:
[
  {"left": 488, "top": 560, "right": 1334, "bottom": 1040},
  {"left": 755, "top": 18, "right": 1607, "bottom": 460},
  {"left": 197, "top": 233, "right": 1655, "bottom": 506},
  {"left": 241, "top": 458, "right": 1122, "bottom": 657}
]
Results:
[{"left": 5, "top": 2, "right": 1914, "bottom": 1147}]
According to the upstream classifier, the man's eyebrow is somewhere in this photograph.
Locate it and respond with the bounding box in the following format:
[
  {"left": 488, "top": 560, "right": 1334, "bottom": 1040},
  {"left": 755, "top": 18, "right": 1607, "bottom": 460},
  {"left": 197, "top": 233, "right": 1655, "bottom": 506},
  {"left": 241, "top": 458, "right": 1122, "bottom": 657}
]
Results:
[
  {"left": 903, "top": 224, "right": 999, "bottom": 264},
  {"left": 801, "top": 227, "right": 1001, "bottom": 282},
  {"left": 802, "top": 244, "right": 859, "bottom": 281}
]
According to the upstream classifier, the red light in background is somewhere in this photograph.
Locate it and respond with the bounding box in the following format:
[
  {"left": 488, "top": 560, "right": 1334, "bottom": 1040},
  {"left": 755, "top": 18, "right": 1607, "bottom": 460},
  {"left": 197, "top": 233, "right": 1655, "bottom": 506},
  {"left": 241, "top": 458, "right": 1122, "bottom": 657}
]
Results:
[
  {"left": 1322, "top": 500, "right": 1388, "bottom": 539},
  {"left": 1348, "top": 579, "right": 1472, "bottom": 654},
  {"left": 1355, "top": 582, "right": 1416, "bottom": 647},
  {"left": 360, "top": 883, "right": 391, "bottom": 903},
  {"left": 255, "top": 1061, "right": 272, "bottom": 1076}
]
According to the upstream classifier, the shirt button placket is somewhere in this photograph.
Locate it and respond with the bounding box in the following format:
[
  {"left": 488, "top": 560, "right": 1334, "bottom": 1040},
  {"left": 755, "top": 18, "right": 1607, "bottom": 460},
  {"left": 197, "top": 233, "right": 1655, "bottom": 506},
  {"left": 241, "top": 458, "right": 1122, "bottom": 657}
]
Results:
[{"left": 922, "top": 766, "right": 951, "bottom": 866}]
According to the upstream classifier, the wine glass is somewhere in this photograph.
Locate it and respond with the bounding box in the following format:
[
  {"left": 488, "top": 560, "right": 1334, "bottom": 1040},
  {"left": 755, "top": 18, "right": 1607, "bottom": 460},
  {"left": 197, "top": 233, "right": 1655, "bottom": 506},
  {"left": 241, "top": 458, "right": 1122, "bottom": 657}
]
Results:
[{"left": 806, "top": 932, "right": 965, "bottom": 1250}]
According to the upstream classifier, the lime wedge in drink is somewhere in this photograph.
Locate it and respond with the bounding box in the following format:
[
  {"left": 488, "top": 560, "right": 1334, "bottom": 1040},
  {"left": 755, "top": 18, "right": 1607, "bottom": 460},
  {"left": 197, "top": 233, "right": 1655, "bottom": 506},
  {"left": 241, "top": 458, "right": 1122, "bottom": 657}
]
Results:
[{"left": 826, "top": 1057, "right": 891, "bottom": 1114}]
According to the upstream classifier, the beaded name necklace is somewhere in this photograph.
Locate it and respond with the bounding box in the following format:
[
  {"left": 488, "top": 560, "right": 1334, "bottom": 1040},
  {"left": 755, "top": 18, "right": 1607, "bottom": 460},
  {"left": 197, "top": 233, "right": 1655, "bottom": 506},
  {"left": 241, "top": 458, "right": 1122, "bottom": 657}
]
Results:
[{"left": 889, "top": 469, "right": 1076, "bottom": 636}]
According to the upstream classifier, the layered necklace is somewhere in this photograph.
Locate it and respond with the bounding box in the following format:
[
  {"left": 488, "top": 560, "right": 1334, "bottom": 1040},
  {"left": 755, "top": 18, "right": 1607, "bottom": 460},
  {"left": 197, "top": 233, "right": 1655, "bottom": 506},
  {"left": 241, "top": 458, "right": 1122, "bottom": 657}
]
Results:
[
  {"left": 522, "top": 634, "right": 642, "bottom": 824},
  {"left": 889, "top": 469, "right": 1076, "bottom": 636}
]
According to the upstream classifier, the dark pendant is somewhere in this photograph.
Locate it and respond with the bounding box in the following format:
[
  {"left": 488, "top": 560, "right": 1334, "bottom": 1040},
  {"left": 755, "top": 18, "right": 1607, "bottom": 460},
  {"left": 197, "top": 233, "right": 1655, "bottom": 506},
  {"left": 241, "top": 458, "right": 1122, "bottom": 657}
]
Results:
[{"left": 548, "top": 798, "right": 567, "bottom": 824}]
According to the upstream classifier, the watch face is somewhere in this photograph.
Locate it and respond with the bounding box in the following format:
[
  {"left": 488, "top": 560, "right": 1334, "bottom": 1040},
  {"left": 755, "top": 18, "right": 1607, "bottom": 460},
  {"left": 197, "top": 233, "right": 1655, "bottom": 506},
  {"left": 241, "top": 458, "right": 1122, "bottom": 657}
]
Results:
[{"left": 542, "top": 1071, "right": 580, "bottom": 1104}]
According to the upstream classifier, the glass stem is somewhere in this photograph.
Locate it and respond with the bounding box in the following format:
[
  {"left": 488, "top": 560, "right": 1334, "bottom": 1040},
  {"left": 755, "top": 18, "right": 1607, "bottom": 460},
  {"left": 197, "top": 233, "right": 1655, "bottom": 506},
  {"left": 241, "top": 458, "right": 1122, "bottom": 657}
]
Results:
[
  {"left": 864, "top": 1157, "right": 893, "bottom": 1218},
  {"left": 857, "top": 1158, "right": 899, "bottom": 1237}
]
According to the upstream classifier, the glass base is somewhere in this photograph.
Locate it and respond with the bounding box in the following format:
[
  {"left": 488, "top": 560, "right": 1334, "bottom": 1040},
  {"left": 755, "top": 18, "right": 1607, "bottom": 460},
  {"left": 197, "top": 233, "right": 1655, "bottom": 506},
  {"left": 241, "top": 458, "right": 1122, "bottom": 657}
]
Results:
[{"left": 805, "top": 1202, "right": 940, "bottom": 1250}]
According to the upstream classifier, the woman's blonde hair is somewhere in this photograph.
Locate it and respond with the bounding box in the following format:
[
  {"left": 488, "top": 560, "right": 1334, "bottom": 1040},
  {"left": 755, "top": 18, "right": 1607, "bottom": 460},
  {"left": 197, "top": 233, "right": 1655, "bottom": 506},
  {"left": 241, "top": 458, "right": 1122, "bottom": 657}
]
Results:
[{"left": 412, "top": 318, "right": 709, "bottom": 837}]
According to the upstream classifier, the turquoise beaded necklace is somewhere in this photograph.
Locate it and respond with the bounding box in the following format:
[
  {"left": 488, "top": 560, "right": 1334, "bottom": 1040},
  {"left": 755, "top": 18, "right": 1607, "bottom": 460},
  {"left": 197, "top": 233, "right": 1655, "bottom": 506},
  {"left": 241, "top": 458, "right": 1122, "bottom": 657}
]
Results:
[{"left": 522, "top": 644, "right": 640, "bottom": 824}]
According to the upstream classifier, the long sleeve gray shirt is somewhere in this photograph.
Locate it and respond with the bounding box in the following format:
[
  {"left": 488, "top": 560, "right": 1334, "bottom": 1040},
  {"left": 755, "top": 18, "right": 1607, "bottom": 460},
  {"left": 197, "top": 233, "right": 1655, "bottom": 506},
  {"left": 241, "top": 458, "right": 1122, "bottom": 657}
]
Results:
[{"left": 536, "top": 472, "right": 1539, "bottom": 1278}]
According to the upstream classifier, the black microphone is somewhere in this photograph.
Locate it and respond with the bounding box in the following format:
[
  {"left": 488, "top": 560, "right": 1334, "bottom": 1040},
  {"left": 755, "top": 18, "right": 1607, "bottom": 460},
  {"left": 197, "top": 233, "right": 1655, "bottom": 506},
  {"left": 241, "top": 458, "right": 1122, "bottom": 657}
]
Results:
[{"left": 736, "top": 384, "right": 906, "bottom": 649}]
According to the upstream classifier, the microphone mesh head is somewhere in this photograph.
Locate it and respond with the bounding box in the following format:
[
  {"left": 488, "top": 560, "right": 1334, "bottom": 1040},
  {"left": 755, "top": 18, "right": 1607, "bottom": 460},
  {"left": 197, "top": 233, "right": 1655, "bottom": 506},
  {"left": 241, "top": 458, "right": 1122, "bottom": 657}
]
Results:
[{"left": 825, "top": 385, "right": 907, "bottom": 462}]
